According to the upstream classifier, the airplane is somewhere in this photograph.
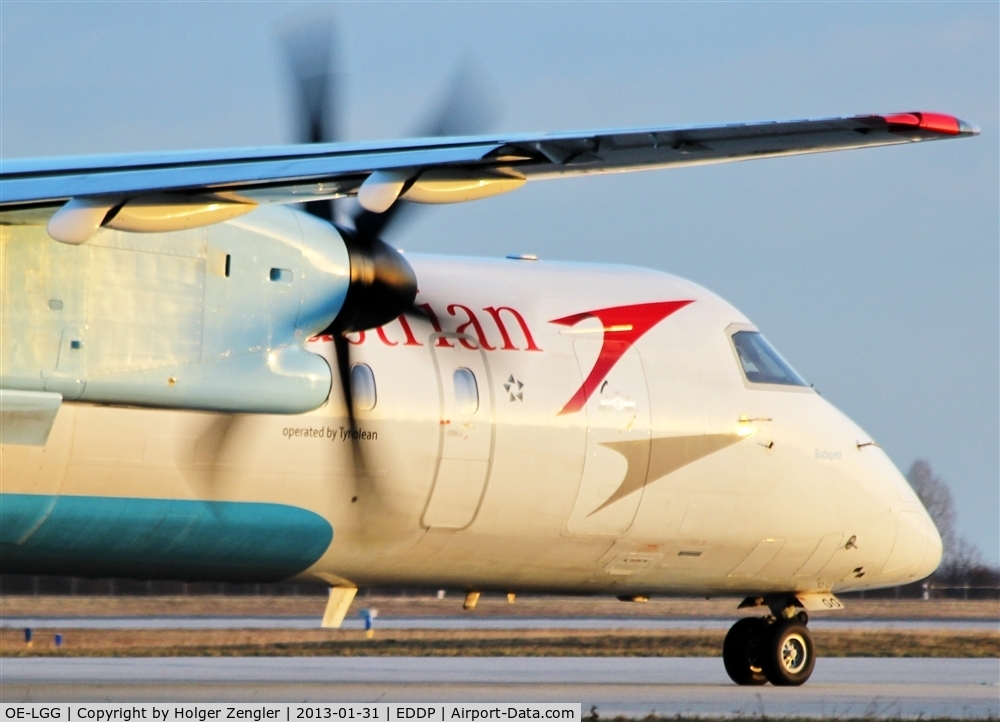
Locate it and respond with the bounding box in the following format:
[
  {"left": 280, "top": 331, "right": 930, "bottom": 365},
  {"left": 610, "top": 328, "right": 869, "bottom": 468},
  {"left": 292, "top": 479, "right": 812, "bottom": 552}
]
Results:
[{"left": 0, "top": 35, "right": 978, "bottom": 686}]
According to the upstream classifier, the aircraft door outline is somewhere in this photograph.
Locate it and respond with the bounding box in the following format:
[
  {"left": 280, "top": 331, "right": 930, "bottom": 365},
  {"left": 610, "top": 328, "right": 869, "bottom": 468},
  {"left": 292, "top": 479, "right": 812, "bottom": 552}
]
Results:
[
  {"left": 421, "top": 332, "right": 496, "bottom": 529},
  {"left": 566, "top": 338, "right": 652, "bottom": 536}
]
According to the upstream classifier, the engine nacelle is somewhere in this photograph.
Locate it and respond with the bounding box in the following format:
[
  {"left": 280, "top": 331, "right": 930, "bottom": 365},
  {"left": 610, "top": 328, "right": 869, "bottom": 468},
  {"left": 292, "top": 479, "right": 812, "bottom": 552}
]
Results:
[{"left": 1, "top": 206, "right": 349, "bottom": 414}]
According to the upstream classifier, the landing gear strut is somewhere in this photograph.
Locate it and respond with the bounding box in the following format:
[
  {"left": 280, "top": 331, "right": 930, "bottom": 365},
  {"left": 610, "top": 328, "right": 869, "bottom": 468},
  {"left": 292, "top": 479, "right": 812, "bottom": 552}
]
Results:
[{"left": 723, "top": 610, "right": 815, "bottom": 686}]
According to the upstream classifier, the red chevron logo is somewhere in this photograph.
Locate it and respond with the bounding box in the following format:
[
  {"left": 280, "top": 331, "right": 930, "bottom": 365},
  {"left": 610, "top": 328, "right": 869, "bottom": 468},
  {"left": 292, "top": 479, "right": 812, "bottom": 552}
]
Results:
[{"left": 550, "top": 300, "right": 694, "bottom": 415}]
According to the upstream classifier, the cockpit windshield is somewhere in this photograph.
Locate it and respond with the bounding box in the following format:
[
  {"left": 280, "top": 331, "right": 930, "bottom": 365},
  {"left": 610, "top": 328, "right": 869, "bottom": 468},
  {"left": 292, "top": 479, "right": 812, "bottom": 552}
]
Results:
[{"left": 731, "top": 331, "right": 808, "bottom": 387}]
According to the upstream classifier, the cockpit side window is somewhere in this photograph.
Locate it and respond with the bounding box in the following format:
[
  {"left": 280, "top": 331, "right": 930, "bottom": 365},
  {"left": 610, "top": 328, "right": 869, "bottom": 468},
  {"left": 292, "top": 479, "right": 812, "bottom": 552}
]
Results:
[{"left": 731, "top": 331, "right": 808, "bottom": 387}]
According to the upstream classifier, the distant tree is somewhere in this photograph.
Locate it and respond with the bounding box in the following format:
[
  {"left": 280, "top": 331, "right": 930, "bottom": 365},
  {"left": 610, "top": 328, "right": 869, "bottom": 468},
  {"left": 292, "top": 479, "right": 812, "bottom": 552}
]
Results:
[
  {"left": 906, "top": 459, "right": 957, "bottom": 562},
  {"left": 906, "top": 459, "right": 999, "bottom": 597}
]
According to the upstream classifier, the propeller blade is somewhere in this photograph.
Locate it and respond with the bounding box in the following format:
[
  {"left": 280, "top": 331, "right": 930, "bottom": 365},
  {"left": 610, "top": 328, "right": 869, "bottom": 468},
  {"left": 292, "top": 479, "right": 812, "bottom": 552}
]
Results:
[
  {"left": 276, "top": 26, "right": 502, "bottom": 485},
  {"left": 348, "top": 59, "right": 502, "bottom": 242},
  {"left": 402, "top": 301, "right": 429, "bottom": 323},
  {"left": 332, "top": 333, "right": 367, "bottom": 479},
  {"left": 278, "top": 17, "right": 341, "bottom": 223},
  {"left": 279, "top": 20, "right": 340, "bottom": 144},
  {"left": 195, "top": 414, "right": 237, "bottom": 493},
  {"left": 414, "top": 58, "right": 502, "bottom": 139},
  {"left": 350, "top": 201, "right": 410, "bottom": 245}
]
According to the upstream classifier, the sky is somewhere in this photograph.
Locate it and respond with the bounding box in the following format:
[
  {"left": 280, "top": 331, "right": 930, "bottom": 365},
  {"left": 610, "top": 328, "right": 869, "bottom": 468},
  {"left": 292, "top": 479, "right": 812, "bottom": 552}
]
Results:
[{"left": 2, "top": 2, "right": 997, "bottom": 565}]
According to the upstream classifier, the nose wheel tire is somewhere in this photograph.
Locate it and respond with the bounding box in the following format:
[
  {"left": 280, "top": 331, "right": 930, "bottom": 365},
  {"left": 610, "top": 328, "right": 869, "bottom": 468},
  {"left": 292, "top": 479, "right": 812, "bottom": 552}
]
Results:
[
  {"left": 723, "top": 617, "right": 768, "bottom": 685},
  {"left": 761, "top": 619, "right": 815, "bottom": 686}
]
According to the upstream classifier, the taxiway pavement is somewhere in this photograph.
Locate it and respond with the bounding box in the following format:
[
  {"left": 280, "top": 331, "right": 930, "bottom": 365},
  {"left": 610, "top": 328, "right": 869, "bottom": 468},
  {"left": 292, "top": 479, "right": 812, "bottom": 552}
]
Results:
[{"left": 2, "top": 657, "right": 997, "bottom": 717}]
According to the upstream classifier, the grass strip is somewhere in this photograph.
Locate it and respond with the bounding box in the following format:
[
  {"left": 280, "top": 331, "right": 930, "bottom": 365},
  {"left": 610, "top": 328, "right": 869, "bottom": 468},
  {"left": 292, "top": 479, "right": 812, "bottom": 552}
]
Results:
[
  {"left": 3, "top": 595, "right": 997, "bottom": 620},
  {"left": 3, "top": 628, "right": 996, "bottom": 658}
]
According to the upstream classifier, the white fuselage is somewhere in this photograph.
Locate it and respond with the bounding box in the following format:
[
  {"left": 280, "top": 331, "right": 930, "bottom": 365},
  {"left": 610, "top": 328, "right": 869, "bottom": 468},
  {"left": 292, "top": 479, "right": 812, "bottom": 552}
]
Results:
[{"left": 0, "top": 251, "right": 942, "bottom": 596}]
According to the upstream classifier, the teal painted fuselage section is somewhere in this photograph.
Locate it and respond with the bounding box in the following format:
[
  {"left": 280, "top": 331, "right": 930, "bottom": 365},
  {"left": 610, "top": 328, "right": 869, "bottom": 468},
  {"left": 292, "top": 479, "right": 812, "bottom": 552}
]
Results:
[{"left": 0, "top": 493, "right": 333, "bottom": 582}]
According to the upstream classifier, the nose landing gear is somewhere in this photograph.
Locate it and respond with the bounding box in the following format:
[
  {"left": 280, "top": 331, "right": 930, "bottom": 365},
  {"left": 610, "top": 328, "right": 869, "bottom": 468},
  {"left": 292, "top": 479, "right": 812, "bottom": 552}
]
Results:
[
  {"left": 722, "top": 617, "right": 768, "bottom": 685},
  {"left": 723, "top": 610, "right": 815, "bottom": 686},
  {"left": 762, "top": 617, "right": 815, "bottom": 685}
]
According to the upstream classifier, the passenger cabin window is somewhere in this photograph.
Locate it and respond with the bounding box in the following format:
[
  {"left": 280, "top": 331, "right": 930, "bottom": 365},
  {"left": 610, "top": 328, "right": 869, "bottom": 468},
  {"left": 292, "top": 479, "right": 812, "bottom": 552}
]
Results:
[
  {"left": 453, "top": 368, "right": 479, "bottom": 415},
  {"left": 731, "top": 331, "right": 808, "bottom": 387},
  {"left": 351, "top": 363, "right": 377, "bottom": 410}
]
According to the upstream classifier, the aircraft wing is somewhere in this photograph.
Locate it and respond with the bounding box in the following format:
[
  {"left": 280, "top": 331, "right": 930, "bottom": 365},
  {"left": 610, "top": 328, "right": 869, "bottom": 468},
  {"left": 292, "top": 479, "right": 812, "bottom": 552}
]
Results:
[
  {"left": 1, "top": 111, "right": 977, "bottom": 232},
  {"left": 0, "top": 109, "right": 978, "bottom": 421}
]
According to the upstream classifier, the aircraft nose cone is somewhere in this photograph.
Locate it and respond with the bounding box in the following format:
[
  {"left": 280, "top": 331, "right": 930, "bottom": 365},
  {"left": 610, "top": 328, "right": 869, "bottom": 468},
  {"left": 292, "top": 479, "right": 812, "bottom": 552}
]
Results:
[
  {"left": 882, "top": 507, "right": 942, "bottom": 583},
  {"left": 919, "top": 509, "right": 944, "bottom": 579}
]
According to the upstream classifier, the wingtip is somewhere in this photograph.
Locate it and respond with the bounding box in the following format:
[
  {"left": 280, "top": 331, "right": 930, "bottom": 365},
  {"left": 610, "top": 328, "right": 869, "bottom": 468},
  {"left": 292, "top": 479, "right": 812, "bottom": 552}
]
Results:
[
  {"left": 957, "top": 118, "right": 981, "bottom": 137},
  {"left": 881, "top": 111, "right": 979, "bottom": 137}
]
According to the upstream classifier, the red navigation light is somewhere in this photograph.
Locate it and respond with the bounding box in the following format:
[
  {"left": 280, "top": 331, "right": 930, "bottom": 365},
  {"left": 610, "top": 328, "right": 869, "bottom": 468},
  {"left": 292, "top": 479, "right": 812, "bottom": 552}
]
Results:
[{"left": 882, "top": 112, "right": 961, "bottom": 135}]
